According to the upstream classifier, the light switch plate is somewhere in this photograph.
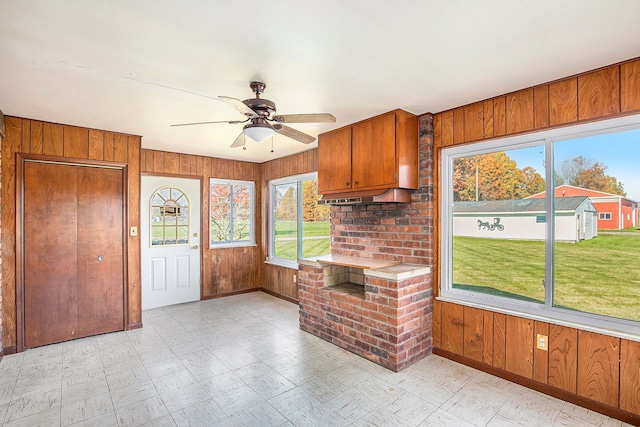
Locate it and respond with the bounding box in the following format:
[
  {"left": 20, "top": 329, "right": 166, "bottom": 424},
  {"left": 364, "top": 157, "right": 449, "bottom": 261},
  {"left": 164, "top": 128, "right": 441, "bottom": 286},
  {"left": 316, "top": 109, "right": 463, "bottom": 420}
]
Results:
[{"left": 130, "top": 226, "right": 138, "bottom": 236}]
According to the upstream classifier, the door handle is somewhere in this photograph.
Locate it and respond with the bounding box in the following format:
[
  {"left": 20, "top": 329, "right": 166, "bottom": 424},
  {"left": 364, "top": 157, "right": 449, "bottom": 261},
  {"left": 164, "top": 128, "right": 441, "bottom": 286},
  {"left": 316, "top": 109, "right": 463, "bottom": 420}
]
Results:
[
  {"left": 192, "top": 245, "right": 199, "bottom": 250},
  {"left": 97, "top": 255, "right": 104, "bottom": 261}
]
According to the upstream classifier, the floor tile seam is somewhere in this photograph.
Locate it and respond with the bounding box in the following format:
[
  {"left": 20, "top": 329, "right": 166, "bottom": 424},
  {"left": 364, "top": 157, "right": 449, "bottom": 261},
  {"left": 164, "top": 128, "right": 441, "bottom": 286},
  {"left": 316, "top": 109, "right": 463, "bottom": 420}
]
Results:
[{"left": 3, "top": 380, "right": 64, "bottom": 426}]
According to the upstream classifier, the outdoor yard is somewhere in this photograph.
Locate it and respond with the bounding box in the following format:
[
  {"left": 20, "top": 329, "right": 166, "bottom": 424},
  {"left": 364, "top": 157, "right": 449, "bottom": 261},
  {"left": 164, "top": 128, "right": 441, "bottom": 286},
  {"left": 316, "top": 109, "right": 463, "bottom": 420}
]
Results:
[
  {"left": 274, "top": 221, "right": 331, "bottom": 259},
  {"left": 453, "top": 232, "right": 640, "bottom": 321}
]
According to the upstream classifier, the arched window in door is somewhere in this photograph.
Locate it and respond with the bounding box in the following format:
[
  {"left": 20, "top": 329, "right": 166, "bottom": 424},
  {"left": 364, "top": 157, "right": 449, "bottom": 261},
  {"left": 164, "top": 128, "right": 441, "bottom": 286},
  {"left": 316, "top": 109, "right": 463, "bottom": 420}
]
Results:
[{"left": 150, "top": 187, "right": 190, "bottom": 246}]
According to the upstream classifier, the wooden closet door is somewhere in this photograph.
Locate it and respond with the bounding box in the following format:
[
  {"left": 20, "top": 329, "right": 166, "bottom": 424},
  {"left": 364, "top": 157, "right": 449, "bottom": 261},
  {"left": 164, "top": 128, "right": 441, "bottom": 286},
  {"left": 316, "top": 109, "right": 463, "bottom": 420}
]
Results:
[
  {"left": 76, "top": 166, "right": 124, "bottom": 338},
  {"left": 23, "top": 161, "right": 124, "bottom": 348}
]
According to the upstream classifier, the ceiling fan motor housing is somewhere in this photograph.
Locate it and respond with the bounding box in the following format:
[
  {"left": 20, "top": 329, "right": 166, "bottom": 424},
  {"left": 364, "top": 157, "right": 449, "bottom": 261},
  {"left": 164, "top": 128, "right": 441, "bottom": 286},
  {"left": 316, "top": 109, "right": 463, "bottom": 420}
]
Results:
[{"left": 243, "top": 97, "right": 276, "bottom": 119}]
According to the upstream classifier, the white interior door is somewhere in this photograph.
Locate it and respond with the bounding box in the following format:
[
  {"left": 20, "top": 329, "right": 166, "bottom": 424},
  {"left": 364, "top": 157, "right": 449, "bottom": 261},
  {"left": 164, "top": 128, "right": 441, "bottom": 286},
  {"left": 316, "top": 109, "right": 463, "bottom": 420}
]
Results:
[{"left": 141, "top": 176, "right": 201, "bottom": 310}]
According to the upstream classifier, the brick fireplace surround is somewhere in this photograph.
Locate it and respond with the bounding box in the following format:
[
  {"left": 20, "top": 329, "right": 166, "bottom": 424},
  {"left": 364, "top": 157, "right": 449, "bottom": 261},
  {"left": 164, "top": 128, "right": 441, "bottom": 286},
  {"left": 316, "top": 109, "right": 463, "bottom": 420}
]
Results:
[{"left": 298, "top": 114, "right": 434, "bottom": 371}]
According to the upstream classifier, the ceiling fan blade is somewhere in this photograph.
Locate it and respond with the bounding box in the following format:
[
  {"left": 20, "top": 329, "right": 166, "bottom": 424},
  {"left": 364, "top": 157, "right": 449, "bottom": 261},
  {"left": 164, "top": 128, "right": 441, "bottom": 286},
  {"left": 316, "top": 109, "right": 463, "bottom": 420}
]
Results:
[
  {"left": 218, "top": 96, "right": 259, "bottom": 118},
  {"left": 170, "top": 119, "right": 246, "bottom": 127},
  {"left": 272, "top": 113, "right": 336, "bottom": 123},
  {"left": 273, "top": 124, "right": 316, "bottom": 144},
  {"left": 230, "top": 132, "right": 246, "bottom": 148}
]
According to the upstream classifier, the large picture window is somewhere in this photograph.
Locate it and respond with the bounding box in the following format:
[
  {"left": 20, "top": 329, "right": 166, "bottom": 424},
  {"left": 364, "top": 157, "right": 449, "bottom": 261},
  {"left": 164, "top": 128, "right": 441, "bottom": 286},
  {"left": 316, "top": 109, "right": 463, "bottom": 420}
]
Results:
[
  {"left": 210, "top": 179, "right": 255, "bottom": 247},
  {"left": 268, "top": 173, "right": 331, "bottom": 268},
  {"left": 441, "top": 115, "right": 640, "bottom": 336}
]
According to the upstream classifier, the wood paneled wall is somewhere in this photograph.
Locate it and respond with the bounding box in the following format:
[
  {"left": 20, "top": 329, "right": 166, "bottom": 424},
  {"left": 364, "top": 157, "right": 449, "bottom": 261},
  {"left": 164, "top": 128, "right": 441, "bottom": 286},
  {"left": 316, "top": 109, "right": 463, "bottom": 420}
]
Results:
[
  {"left": 141, "top": 149, "right": 261, "bottom": 299},
  {"left": 433, "top": 58, "right": 640, "bottom": 147},
  {"left": 260, "top": 149, "right": 318, "bottom": 302},
  {"left": 434, "top": 303, "right": 640, "bottom": 422},
  {"left": 433, "top": 56, "right": 640, "bottom": 424},
  {"left": 2, "top": 117, "right": 142, "bottom": 351}
]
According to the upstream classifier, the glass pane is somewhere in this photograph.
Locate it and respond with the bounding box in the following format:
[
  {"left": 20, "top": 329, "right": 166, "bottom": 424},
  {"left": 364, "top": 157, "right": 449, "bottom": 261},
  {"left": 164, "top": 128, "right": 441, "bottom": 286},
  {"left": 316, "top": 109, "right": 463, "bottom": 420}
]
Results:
[
  {"left": 151, "top": 193, "right": 165, "bottom": 206},
  {"left": 452, "top": 146, "right": 546, "bottom": 303},
  {"left": 178, "top": 207, "right": 189, "bottom": 225},
  {"left": 553, "top": 129, "right": 640, "bottom": 321},
  {"left": 273, "top": 182, "right": 298, "bottom": 260},
  {"left": 150, "top": 186, "right": 190, "bottom": 246},
  {"left": 232, "top": 185, "right": 252, "bottom": 241},
  {"left": 164, "top": 226, "right": 177, "bottom": 244},
  {"left": 151, "top": 206, "right": 162, "bottom": 223},
  {"left": 174, "top": 191, "right": 189, "bottom": 206},
  {"left": 177, "top": 226, "right": 189, "bottom": 244},
  {"left": 151, "top": 225, "right": 164, "bottom": 246},
  {"left": 210, "top": 183, "right": 231, "bottom": 243},
  {"left": 301, "top": 179, "right": 331, "bottom": 258},
  {"left": 158, "top": 188, "right": 170, "bottom": 200}
]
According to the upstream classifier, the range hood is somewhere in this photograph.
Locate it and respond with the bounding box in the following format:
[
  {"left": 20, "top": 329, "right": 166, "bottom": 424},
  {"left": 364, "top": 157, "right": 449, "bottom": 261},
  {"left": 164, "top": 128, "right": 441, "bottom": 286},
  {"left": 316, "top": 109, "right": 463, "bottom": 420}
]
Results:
[{"left": 319, "top": 188, "right": 412, "bottom": 205}]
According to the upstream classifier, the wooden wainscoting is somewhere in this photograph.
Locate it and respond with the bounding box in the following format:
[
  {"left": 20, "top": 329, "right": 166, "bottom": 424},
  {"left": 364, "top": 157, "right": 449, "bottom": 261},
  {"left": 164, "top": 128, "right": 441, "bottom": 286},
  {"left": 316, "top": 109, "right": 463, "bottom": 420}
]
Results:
[{"left": 433, "top": 301, "right": 640, "bottom": 424}]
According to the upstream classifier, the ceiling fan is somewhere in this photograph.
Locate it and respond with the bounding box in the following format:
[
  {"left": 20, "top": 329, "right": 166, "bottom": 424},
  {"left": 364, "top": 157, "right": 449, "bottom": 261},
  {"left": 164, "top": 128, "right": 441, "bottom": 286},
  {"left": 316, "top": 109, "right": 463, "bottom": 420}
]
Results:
[{"left": 171, "top": 81, "right": 336, "bottom": 148}]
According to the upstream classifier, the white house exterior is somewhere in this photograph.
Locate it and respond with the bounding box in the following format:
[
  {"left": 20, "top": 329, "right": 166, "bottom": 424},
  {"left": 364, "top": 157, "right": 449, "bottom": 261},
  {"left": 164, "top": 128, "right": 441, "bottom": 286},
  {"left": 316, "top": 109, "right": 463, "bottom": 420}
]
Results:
[{"left": 453, "top": 196, "right": 598, "bottom": 242}]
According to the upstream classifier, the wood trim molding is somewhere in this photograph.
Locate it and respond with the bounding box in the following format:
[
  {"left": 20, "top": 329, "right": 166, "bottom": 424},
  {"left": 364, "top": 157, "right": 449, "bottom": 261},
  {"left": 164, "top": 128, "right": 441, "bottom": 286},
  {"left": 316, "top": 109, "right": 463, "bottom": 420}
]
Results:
[
  {"left": 434, "top": 348, "right": 640, "bottom": 426},
  {"left": 0, "top": 109, "right": 5, "bottom": 138},
  {"left": 202, "top": 288, "right": 260, "bottom": 300},
  {"left": 1, "top": 346, "right": 16, "bottom": 356},
  {"left": 127, "top": 322, "right": 143, "bottom": 330},
  {"left": 260, "top": 288, "right": 298, "bottom": 305}
]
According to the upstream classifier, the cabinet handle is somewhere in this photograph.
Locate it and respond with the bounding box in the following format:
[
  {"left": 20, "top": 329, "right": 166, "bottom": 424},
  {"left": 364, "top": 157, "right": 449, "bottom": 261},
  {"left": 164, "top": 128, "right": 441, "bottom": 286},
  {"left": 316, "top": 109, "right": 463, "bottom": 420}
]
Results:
[
  {"left": 354, "top": 181, "right": 359, "bottom": 186},
  {"left": 345, "top": 182, "right": 350, "bottom": 186}
]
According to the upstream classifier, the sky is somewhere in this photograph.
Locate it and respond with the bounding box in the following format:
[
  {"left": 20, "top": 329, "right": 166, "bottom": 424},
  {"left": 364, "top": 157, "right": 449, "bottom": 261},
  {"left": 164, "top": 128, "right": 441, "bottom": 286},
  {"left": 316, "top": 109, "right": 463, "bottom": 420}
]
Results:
[{"left": 507, "top": 128, "right": 640, "bottom": 202}]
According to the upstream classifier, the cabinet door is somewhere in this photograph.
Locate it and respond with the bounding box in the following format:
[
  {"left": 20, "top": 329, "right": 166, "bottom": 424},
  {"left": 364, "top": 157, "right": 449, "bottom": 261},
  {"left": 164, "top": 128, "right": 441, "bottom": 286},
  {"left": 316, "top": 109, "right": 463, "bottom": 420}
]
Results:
[
  {"left": 352, "top": 112, "right": 396, "bottom": 189},
  {"left": 318, "top": 126, "right": 352, "bottom": 193}
]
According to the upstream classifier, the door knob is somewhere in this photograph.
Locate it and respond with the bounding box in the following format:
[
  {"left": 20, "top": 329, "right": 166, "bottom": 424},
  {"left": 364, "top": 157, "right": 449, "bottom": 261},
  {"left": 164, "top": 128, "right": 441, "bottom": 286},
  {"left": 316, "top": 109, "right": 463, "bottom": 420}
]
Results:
[
  {"left": 192, "top": 245, "right": 199, "bottom": 250},
  {"left": 97, "top": 255, "right": 104, "bottom": 261}
]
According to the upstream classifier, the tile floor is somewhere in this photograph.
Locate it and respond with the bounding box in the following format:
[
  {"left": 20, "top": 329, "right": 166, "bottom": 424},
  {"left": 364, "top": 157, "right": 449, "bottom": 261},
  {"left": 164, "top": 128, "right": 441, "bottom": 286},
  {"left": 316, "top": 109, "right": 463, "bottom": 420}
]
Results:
[{"left": 0, "top": 291, "right": 632, "bottom": 426}]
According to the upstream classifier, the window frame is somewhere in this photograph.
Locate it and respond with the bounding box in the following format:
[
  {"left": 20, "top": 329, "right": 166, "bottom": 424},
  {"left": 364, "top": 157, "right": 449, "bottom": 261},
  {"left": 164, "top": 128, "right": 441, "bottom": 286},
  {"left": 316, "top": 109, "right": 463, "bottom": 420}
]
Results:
[
  {"left": 149, "top": 186, "right": 191, "bottom": 247},
  {"left": 599, "top": 212, "right": 612, "bottom": 220},
  {"left": 209, "top": 178, "right": 255, "bottom": 248},
  {"left": 267, "top": 172, "right": 327, "bottom": 269},
  {"left": 440, "top": 113, "right": 640, "bottom": 339}
]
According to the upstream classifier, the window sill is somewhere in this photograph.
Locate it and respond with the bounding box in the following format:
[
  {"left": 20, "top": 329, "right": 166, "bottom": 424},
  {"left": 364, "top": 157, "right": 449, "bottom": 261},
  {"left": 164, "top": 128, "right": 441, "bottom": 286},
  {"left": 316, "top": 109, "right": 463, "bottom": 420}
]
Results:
[
  {"left": 437, "top": 295, "right": 640, "bottom": 344},
  {"left": 209, "top": 242, "right": 257, "bottom": 249},
  {"left": 265, "top": 258, "right": 298, "bottom": 270}
]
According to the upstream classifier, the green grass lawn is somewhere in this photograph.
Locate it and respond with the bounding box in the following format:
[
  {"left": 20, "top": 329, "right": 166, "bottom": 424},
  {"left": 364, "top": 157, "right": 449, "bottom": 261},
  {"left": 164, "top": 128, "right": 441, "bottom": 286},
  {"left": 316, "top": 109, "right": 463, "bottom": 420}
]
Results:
[
  {"left": 453, "top": 234, "right": 640, "bottom": 321},
  {"left": 275, "top": 221, "right": 330, "bottom": 237},
  {"left": 273, "top": 221, "right": 331, "bottom": 259}
]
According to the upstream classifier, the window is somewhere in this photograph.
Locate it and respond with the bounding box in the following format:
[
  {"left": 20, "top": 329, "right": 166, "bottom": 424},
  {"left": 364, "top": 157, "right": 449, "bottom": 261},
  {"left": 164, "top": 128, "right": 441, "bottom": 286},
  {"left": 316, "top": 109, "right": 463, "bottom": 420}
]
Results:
[
  {"left": 441, "top": 115, "right": 640, "bottom": 336},
  {"left": 210, "top": 179, "right": 255, "bottom": 247},
  {"left": 268, "top": 173, "right": 331, "bottom": 268},
  {"left": 150, "top": 187, "right": 190, "bottom": 246}
]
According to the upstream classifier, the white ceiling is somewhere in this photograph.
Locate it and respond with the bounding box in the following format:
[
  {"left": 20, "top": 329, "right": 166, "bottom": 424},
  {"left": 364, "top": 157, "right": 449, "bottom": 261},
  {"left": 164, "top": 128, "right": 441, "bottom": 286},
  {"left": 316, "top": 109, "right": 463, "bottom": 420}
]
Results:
[{"left": 1, "top": 1, "right": 639, "bottom": 163}]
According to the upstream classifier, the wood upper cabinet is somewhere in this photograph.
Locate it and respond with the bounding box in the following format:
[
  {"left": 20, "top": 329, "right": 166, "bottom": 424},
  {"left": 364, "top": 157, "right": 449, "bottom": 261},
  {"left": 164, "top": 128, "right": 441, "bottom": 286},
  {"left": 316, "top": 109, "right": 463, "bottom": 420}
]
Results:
[
  {"left": 318, "top": 109, "right": 418, "bottom": 194},
  {"left": 317, "top": 126, "right": 352, "bottom": 192}
]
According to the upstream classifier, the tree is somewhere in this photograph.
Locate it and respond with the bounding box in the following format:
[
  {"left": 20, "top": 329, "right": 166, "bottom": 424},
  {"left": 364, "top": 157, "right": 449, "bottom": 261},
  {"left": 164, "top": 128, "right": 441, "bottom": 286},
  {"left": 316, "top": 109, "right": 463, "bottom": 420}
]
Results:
[
  {"left": 453, "top": 152, "right": 545, "bottom": 201},
  {"left": 559, "top": 156, "right": 625, "bottom": 196},
  {"left": 210, "top": 184, "right": 231, "bottom": 242},
  {"left": 276, "top": 186, "right": 297, "bottom": 221},
  {"left": 521, "top": 166, "right": 546, "bottom": 196},
  {"left": 302, "top": 180, "right": 330, "bottom": 222}
]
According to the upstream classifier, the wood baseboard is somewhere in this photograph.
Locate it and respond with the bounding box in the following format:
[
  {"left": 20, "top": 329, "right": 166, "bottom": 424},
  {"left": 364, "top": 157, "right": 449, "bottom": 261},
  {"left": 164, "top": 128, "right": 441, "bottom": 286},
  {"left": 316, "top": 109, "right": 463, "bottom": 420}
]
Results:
[
  {"left": 202, "top": 288, "right": 260, "bottom": 300},
  {"left": 1, "top": 346, "right": 17, "bottom": 356},
  {"left": 259, "top": 288, "right": 298, "bottom": 305},
  {"left": 127, "top": 322, "right": 143, "bottom": 331},
  {"left": 433, "top": 348, "right": 640, "bottom": 426}
]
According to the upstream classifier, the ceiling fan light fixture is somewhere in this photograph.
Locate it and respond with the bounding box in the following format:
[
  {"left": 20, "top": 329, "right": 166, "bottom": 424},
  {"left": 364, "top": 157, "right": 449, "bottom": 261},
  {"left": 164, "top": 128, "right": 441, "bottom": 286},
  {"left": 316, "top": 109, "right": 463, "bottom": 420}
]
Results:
[{"left": 243, "top": 123, "right": 274, "bottom": 143}]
